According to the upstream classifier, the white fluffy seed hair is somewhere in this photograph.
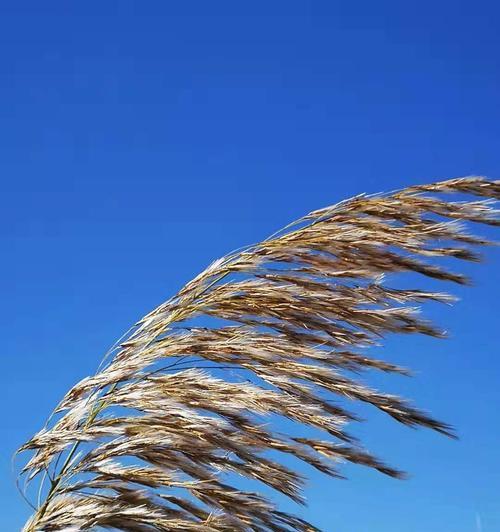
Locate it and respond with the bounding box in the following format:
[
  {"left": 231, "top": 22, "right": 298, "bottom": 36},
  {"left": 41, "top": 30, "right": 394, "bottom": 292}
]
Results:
[{"left": 17, "top": 177, "right": 499, "bottom": 531}]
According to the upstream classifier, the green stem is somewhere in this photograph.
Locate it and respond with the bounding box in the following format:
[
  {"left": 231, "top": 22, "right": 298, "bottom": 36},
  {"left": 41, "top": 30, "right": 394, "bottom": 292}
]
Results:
[{"left": 29, "top": 384, "right": 116, "bottom": 529}]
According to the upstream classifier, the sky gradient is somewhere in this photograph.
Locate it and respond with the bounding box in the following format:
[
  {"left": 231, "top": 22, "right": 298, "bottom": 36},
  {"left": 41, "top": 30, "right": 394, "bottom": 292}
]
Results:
[{"left": 2, "top": 2, "right": 500, "bottom": 530}]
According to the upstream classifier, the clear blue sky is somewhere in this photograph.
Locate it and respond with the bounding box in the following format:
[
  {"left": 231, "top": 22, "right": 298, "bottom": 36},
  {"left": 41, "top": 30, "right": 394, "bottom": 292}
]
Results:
[{"left": 2, "top": 2, "right": 499, "bottom": 530}]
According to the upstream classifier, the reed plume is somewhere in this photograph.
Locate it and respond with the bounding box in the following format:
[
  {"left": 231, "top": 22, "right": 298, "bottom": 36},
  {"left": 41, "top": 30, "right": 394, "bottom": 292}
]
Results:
[{"left": 17, "top": 177, "right": 499, "bottom": 531}]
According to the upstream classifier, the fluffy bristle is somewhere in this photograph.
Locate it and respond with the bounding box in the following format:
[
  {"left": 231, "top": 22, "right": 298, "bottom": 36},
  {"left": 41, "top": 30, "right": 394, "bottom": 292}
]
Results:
[{"left": 17, "top": 176, "right": 499, "bottom": 531}]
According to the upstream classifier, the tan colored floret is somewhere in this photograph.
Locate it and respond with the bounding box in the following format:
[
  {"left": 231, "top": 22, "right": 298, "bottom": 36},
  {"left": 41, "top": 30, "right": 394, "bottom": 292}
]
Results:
[{"left": 18, "top": 177, "right": 499, "bottom": 531}]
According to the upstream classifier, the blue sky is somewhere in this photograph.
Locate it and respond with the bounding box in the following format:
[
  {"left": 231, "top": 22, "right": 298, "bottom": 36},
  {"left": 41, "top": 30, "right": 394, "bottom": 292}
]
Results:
[{"left": 2, "top": 2, "right": 499, "bottom": 530}]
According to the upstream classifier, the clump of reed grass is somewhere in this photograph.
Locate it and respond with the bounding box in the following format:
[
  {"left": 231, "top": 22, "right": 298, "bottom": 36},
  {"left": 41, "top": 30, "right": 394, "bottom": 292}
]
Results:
[{"left": 17, "top": 177, "right": 499, "bottom": 531}]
